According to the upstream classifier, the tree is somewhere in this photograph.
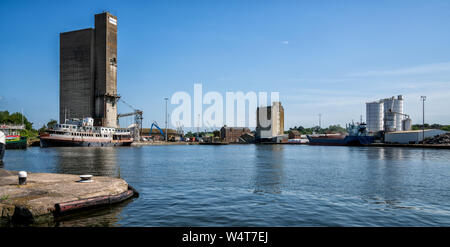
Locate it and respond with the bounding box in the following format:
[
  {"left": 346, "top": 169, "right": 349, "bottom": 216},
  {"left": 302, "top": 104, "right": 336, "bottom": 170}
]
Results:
[
  {"left": 213, "top": 130, "right": 220, "bottom": 137},
  {"left": 185, "top": 131, "right": 194, "bottom": 138},
  {"left": 46, "top": 119, "right": 58, "bottom": 129},
  {"left": 0, "top": 111, "right": 33, "bottom": 130}
]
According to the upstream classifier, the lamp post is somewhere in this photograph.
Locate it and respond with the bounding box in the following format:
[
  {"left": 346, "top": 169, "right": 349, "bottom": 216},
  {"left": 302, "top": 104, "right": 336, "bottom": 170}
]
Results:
[
  {"left": 421, "top": 96, "right": 426, "bottom": 143},
  {"left": 164, "top": 97, "right": 168, "bottom": 141},
  {"left": 319, "top": 114, "right": 322, "bottom": 129}
]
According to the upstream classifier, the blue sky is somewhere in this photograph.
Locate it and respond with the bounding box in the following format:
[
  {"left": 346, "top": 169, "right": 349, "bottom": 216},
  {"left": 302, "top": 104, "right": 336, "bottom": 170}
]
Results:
[{"left": 1, "top": 0, "right": 450, "bottom": 130}]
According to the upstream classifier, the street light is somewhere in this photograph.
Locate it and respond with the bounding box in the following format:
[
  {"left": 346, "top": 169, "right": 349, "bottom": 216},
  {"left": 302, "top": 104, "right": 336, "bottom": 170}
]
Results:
[
  {"left": 421, "top": 96, "right": 426, "bottom": 143},
  {"left": 164, "top": 97, "right": 168, "bottom": 142}
]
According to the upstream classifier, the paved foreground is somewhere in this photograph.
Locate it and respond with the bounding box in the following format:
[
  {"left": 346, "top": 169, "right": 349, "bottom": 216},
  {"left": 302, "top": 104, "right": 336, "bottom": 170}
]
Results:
[{"left": 0, "top": 169, "right": 136, "bottom": 223}]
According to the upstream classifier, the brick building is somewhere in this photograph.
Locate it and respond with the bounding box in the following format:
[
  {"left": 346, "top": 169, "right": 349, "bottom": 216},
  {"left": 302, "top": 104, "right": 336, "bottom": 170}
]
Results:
[{"left": 220, "top": 126, "right": 251, "bottom": 143}]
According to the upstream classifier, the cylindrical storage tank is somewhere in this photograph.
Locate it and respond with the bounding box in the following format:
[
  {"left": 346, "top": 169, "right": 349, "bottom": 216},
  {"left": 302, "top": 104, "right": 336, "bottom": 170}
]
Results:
[
  {"left": 366, "top": 101, "right": 384, "bottom": 132},
  {"left": 384, "top": 111, "right": 396, "bottom": 132},
  {"left": 394, "top": 95, "right": 404, "bottom": 130},
  {"left": 402, "top": 118, "right": 412, "bottom": 131},
  {"left": 383, "top": 98, "right": 396, "bottom": 131}
]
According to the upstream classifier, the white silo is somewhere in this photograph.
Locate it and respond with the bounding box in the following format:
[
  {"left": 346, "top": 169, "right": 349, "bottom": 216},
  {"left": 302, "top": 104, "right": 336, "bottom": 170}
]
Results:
[
  {"left": 394, "top": 95, "right": 404, "bottom": 130},
  {"left": 366, "top": 101, "right": 384, "bottom": 132},
  {"left": 382, "top": 95, "right": 404, "bottom": 131},
  {"left": 402, "top": 117, "right": 412, "bottom": 131}
]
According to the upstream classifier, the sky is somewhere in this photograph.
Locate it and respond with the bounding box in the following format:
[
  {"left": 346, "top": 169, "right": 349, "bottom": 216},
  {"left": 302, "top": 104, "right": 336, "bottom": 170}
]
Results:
[{"left": 1, "top": 0, "right": 450, "bottom": 130}]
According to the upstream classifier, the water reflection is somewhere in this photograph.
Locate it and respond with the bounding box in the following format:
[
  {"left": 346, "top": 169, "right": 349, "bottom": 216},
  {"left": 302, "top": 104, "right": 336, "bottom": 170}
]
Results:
[
  {"left": 2, "top": 198, "right": 136, "bottom": 227},
  {"left": 359, "top": 147, "right": 408, "bottom": 209},
  {"left": 52, "top": 199, "right": 134, "bottom": 227},
  {"left": 54, "top": 147, "right": 119, "bottom": 177},
  {"left": 252, "top": 145, "right": 285, "bottom": 194}
]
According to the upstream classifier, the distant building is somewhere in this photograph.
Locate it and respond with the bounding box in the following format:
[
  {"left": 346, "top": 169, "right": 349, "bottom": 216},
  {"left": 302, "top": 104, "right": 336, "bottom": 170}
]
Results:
[
  {"left": 141, "top": 128, "right": 180, "bottom": 141},
  {"left": 384, "top": 129, "right": 446, "bottom": 144},
  {"left": 60, "top": 12, "right": 119, "bottom": 127},
  {"left": 220, "top": 126, "right": 251, "bottom": 143},
  {"left": 366, "top": 95, "right": 411, "bottom": 133},
  {"left": 239, "top": 132, "right": 255, "bottom": 143},
  {"left": 256, "top": 101, "right": 286, "bottom": 143}
]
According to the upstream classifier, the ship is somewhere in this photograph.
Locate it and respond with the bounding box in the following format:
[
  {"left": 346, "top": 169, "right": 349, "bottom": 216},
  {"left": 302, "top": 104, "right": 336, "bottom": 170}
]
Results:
[
  {"left": 307, "top": 122, "right": 375, "bottom": 146},
  {"left": 0, "top": 124, "right": 28, "bottom": 149},
  {"left": 40, "top": 118, "right": 134, "bottom": 148}
]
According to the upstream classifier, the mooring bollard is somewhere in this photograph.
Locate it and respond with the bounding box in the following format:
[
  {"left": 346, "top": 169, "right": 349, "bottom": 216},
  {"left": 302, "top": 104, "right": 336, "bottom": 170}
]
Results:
[{"left": 18, "top": 171, "right": 27, "bottom": 185}]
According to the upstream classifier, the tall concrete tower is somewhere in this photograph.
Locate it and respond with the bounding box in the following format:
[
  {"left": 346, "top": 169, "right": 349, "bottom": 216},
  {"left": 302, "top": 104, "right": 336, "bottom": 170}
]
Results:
[
  {"left": 60, "top": 28, "right": 95, "bottom": 123},
  {"left": 94, "top": 12, "right": 119, "bottom": 128},
  {"left": 59, "top": 12, "right": 119, "bottom": 127},
  {"left": 256, "top": 101, "right": 285, "bottom": 141}
]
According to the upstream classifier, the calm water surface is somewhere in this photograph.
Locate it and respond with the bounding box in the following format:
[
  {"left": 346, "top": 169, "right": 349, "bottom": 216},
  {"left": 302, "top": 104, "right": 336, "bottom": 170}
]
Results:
[{"left": 1, "top": 145, "right": 450, "bottom": 226}]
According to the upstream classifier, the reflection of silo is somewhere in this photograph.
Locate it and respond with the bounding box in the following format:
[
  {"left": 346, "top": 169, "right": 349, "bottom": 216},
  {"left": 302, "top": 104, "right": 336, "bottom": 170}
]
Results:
[{"left": 366, "top": 101, "right": 384, "bottom": 132}]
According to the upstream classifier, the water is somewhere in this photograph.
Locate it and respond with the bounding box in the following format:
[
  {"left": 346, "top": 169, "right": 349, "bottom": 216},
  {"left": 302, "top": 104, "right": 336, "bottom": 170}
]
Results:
[{"left": 1, "top": 145, "right": 450, "bottom": 226}]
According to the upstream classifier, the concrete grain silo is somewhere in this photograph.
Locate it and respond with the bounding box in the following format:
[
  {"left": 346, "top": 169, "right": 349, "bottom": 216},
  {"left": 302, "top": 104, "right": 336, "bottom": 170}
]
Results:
[
  {"left": 366, "top": 101, "right": 384, "bottom": 133},
  {"left": 383, "top": 95, "right": 404, "bottom": 132}
]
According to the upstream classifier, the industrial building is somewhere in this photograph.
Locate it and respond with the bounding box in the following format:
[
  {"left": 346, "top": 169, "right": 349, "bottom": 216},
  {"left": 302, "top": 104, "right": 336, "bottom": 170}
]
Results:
[
  {"left": 220, "top": 126, "right": 251, "bottom": 143},
  {"left": 60, "top": 12, "right": 119, "bottom": 128},
  {"left": 140, "top": 128, "right": 181, "bottom": 141},
  {"left": 385, "top": 129, "right": 446, "bottom": 144},
  {"left": 366, "top": 95, "right": 412, "bottom": 133},
  {"left": 256, "top": 102, "right": 287, "bottom": 143}
]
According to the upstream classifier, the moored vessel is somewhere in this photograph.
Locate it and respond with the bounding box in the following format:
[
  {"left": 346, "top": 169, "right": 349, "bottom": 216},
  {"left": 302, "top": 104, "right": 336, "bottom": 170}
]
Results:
[
  {"left": 307, "top": 122, "right": 375, "bottom": 146},
  {"left": 40, "top": 118, "right": 133, "bottom": 148},
  {"left": 0, "top": 124, "right": 28, "bottom": 149}
]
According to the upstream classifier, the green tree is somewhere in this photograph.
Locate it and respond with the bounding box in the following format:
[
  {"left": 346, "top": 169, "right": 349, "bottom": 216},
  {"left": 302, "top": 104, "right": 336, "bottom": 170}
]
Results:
[
  {"left": 185, "top": 131, "right": 194, "bottom": 138},
  {"left": 0, "top": 111, "right": 33, "bottom": 130},
  {"left": 38, "top": 119, "right": 57, "bottom": 133}
]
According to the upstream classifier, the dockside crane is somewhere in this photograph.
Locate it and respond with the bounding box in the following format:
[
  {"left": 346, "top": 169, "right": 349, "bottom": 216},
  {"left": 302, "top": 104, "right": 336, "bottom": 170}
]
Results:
[
  {"left": 117, "top": 99, "right": 143, "bottom": 141},
  {"left": 149, "top": 121, "right": 164, "bottom": 138}
]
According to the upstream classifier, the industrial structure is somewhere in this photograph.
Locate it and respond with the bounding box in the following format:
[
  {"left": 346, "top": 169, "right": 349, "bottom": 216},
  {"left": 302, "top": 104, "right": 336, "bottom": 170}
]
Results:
[
  {"left": 60, "top": 12, "right": 120, "bottom": 128},
  {"left": 384, "top": 129, "right": 446, "bottom": 144},
  {"left": 220, "top": 126, "right": 251, "bottom": 143},
  {"left": 256, "top": 101, "right": 287, "bottom": 143},
  {"left": 366, "top": 95, "right": 412, "bottom": 133},
  {"left": 140, "top": 127, "right": 181, "bottom": 141}
]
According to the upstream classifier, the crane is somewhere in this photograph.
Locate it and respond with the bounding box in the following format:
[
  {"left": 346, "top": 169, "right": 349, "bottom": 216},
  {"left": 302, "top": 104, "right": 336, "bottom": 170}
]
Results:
[
  {"left": 117, "top": 99, "right": 143, "bottom": 141},
  {"left": 149, "top": 121, "right": 164, "bottom": 138}
]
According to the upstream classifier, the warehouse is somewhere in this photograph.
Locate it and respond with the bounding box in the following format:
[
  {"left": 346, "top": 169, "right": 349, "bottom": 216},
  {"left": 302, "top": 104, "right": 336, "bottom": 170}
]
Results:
[
  {"left": 220, "top": 126, "right": 251, "bottom": 143},
  {"left": 384, "top": 129, "right": 447, "bottom": 144}
]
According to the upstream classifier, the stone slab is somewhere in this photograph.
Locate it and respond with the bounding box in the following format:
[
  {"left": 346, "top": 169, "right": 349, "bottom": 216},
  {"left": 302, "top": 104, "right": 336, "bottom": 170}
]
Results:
[{"left": 0, "top": 169, "right": 129, "bottom": 221}]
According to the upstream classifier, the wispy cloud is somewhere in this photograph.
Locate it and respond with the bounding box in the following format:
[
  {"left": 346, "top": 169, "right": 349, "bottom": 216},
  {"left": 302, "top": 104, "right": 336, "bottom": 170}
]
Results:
[
  {"left": 281, "top": 40, "right": 289, "bottom": 45},
  {"left": 349, "top": 62, "right": 450, "bottom": 77}
]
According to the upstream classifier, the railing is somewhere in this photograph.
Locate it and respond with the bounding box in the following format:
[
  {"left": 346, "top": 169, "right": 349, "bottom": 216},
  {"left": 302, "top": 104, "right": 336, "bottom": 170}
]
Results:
[{"left": 0, "top": 124, "right": 25, "bottom": 130}]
